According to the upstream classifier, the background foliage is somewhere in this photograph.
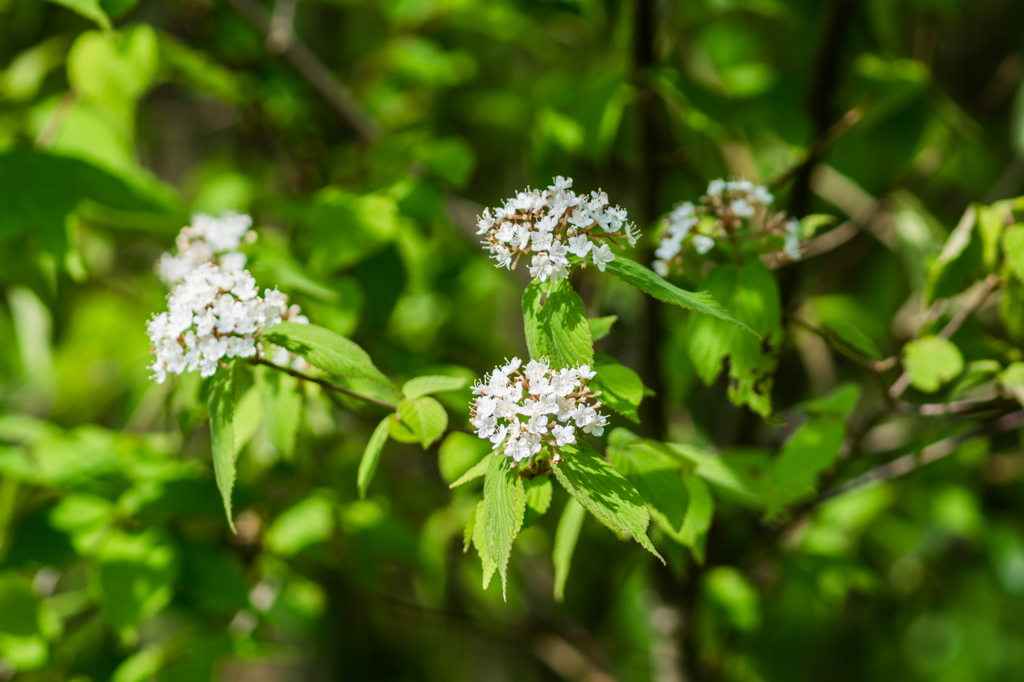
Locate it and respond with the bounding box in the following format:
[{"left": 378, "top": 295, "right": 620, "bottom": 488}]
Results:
[{"left": 2, "top": 0, "right": 1024, "bottom": 680}]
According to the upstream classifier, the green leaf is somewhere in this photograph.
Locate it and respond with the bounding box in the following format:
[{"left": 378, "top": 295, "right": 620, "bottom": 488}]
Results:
[
  {"left": 588, "top": 315, "right": 617, "bottom": 341},
  {"left": 605, "top": 257, "right": 756, "bottom": 335},
  {"left": 592, "top": 357, "right": 645, "bottom": 423},
  {"left": 767, "top": 418, "right": 846, "bottom": 515},
  {"left": 999, "top": 362, "right": 1024, "bottom": 406},
  {"left": 401, "top": 375, "right": 467, "bottom": 400},
  {"left": 822, "top": 321, "right": 883, "bottom": 361},
  {"left": 438, "top": 432, "right": 490, "bottom": 485},
  {"left": 358, "top": 417, "right": 391, "bottom": 500},
  {"left": 396, "top": 396, "right": 448, "bottom": 449},
  {"left": 449, "top": 453, "right": 492, "bottom": 488},
  {"left": 45, "top": 0, "right": 112, "bottom": 30},
  {"left": 157, "top": 32, "right": 243, "bottom": 103},
  {"left": 1002, "top": 276, "right": 1024, "bottom": 342},
  {"left": 481, "top": 454, "right": 525, "bottom": 598},
  {"left": 261, "top": 322, "right": 393, "bottom": 388},
  {"left": 607, "top": 439, "right": 690, "bottom": 542},
  {"left": 261, "top": 369, "right": 301, "bottom": 459},
  {"left": 264, "top": 495, "right": 335, "bottom": 556},
  {"left": 300, "top": 188, "right": 400, "bottom": 271},
  {"left": 925, "top": 206, "right": 987, "bottom": 304},
  {"left": 704, "top": 566, "right": 761, "bottom": 631},
  {"left": 68, "top": 27, "right": 158, "bottom": 116},
  {"left": 91, "top": 530, "right": 179, "bottom": 639},
  {"left": 679, "top": 476, "right": 714, "bottom": 563},
  {"left": 232, "top": 385, "right": 263, "bottom": 456},
  {"left": 668, "top": 443, "right": 762, "bottom": 504},
  {"left": 799, "top": 383, "right": 862, "bottom": 419},
  {"left": 470, "top": 501, "right": 497, "bottom": 589},
  {"left": 903, "top": 336, "right": 965, "bottom": 393},
  {"left": 552, "top": 498, "right": 586, "bottom": 602},
  {"left": 388, "top": 414, "right": 419, "bottom": 443},
  {"left": 0, "top": 148, "right": 179, "bottom": 258},
  {"left": 206, "top": 362, "right": 237, "bottom": 532},
  {"left": 522, "top": 278, "right": 594, "bottom": 368},
  {"left": 522, "top": 477, "right": 553, "bottom": 528},
  {"left": 1004, "top": 224, "right": 1024, "bottom": 280},
  {"left": 687, "top": 260, "right": 783, "bottom": 416},
  {"left": 552, "top": 441, "right": 663, "bottom": 562}
]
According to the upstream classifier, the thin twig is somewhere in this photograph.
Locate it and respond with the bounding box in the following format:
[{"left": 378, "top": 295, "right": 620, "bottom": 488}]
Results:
[
  {"left": 253, "top": 358, "right": 397, "bottom": 410},
  {"left": 889, "top": 274, "right": 1001, "bottom": 400},
  {"left": 223, "top": 0, "right": 381, "bottom": 144},
  {"left": 818, "top": 410, "right": 1024, "bottom": 502},
  {"left": 786, "top": 314, "right": 895, "bottom": 374}
]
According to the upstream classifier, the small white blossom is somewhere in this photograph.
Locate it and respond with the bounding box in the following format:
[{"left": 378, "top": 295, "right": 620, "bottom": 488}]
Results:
[
  {"left": 591, "top": 244, "right": 614, "bottom": 271},
  {"left": 477, "top": 178, "right": 638, "bottom": 281},
  {"left": 784, "top": 218, "right": 802, "bottom": 261},
  {"left": 693, "top": 235, "right": 715, "bottom": 254},
  {"left": 156, "top": 212, "right": 257, "bottom": 286},
  {"left": 146, "top": 263, "right": 307, "bottom": 383},
  {"left": 653, "top": 178, "right": 800, "bottom": 276},
  {"left": 470, "top": 358, "right": 607, "bottom": 462}
]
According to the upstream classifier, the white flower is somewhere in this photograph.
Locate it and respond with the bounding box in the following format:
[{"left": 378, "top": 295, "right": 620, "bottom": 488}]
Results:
[
  {"left": 784, "top": 218, "right": 802, "bottom": 261},
  {"left": 731, "top": 198, "right": 754, "bottom": 218},
  {"left": 471, "top": 358, "right": 605, "bottom": 461},
  {"left": 591, "top": 244, "right": 614, "bottom": 271},
  {"left": 156, "top": 212, "right": 257, "bottom": 286},
  {"left": 146, "top": 263, "right": 307, "bottom": 383},
  {"left": 567, "top": 235, "right": 592, "bottom": 258},
  {"left": 653, "top": 260, "right": 670, "bottom": 277},
  {"left": 477, "top": 178, "right": 636, "bottom": 281},
  {"left": 693, "top": 235, "right": 715, "bottom": 254}
]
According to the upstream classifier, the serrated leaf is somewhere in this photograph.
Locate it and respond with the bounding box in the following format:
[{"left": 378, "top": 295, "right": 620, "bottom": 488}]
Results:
[
  {"left": 688, "top": 260, "right": 782, "bottom": 416},
  {"left": 401, "top": 375, "right": 467, "bottom": 400},
  {"left": 397, "top": 396, "right": 448, "bottom": 449},
  {"left": 522, "top": 477, "right": 553, "bottom": 528},
  {"left": 823, "top": 321, "right": 882, "bottom": 361},
  {"left": 481, "top": 455, "right": 525, "bottom": 598},
  {"left": 679, "top": 476, "right": 713, "bottom": 562},
  {"left": 552, "top": 441, "right": 663, "bottom": 562},
  {"left": 261, "top": 369, "right": 300, "bottom": 459},
  {"left": 903, "top": 336, "right": 964, "bottom": 393},
  {"left": 552, "top": 498, "right": 586, "bottom": 602},
  {"left": 45, "top": 0, "right": 111, "bottom": 30},
  {"left": 605, "top": 257, "right": 757, "bottom": 336},
  {"left": 358, "top": 417, "right": 390, "bottom": 499},
  {"left": 449, "top": 454, "right": 492, "bottom": 488},
  {"left": 471, "top": 501, "right": 497, "bottom": 589},
  {"left": 261, "top": 322, "right": 393, "bottom": 388},
  {"left": 588, "top": 315, "right": 617, "bottom": 341},
  {"left": 593, "top": 357, "right": 645, "bottom": 423},
  {"left": 767, "top": 418, "right": 846, "bottom": 515},
  {"left": 206, "top": 362, "right": 237, "bottom": 532},
  {"left": 608, "top": 440, "right": 690, "bottom": 542},
  {"left": 523, "top": 278, "right": 594, "bottom": 368}
]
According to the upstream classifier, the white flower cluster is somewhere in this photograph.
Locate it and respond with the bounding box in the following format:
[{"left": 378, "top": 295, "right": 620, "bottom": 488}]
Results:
[
  {"left": 156, "top": 212, "right": 257, "bottom": 286},
  {"left": 470, "top": 358, "right": 608, "bottom": 463},
  {"left": 147, "top": 263, "right": 307, "bottom": 383},
  {"left": 477, "top": 177, "right": 639, "bottom": 283},
  {"left": 653, "top": 178, "right": 801, "bottom": 276}
]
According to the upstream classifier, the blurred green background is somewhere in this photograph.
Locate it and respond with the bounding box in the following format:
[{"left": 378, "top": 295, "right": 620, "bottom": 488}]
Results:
[{"left": 2, "top": 0, "right": 1024, "bottom": 680}]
